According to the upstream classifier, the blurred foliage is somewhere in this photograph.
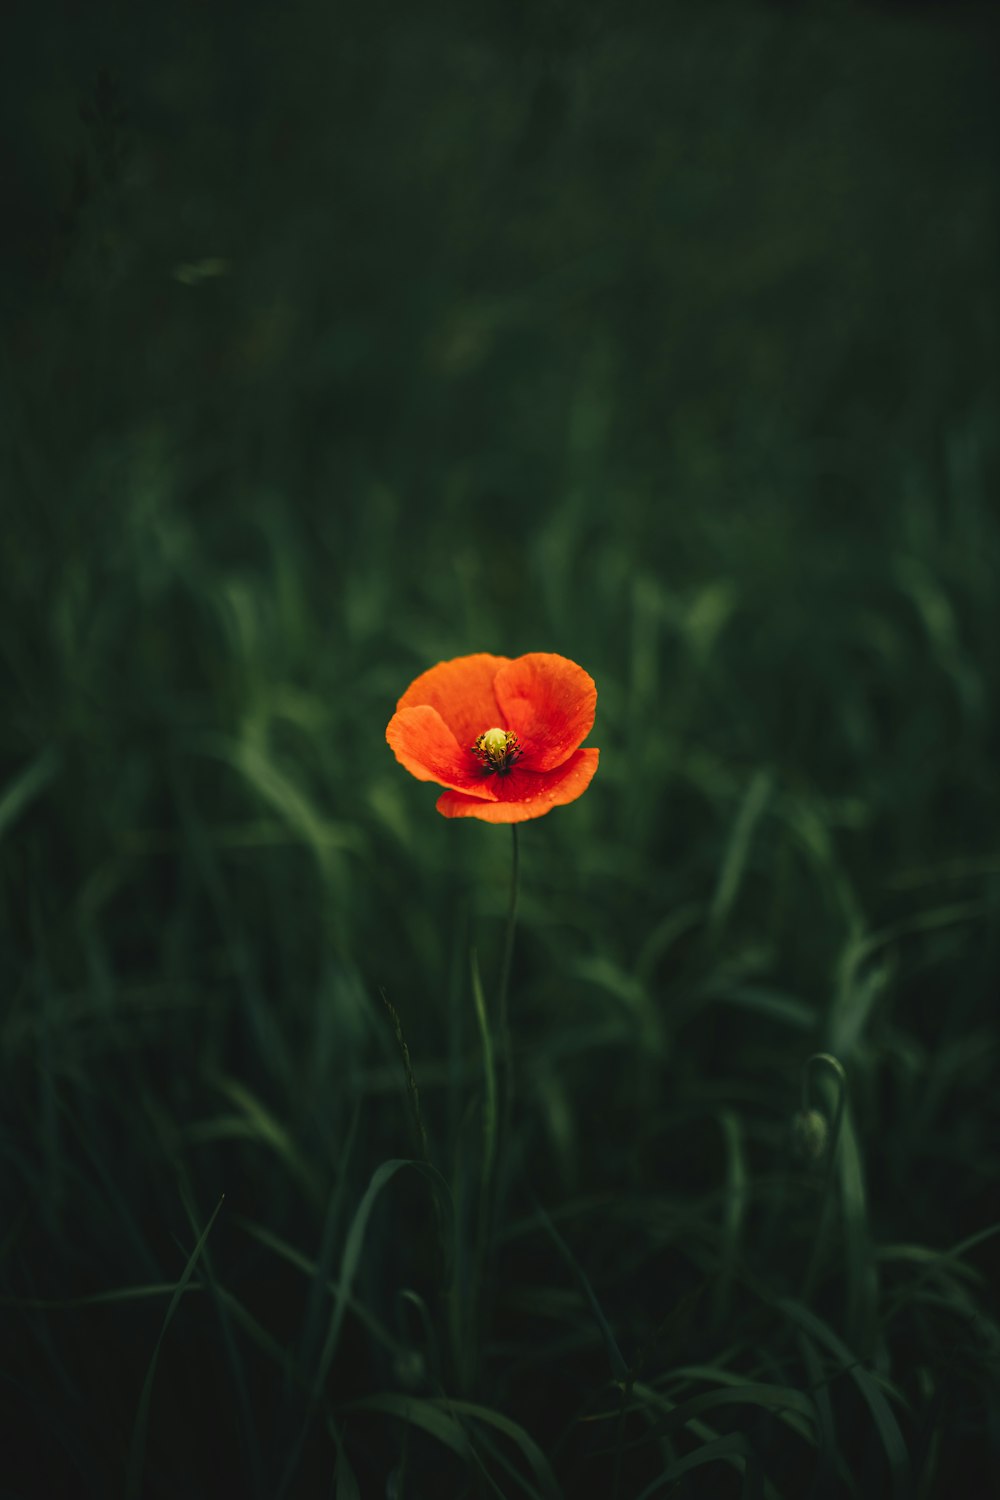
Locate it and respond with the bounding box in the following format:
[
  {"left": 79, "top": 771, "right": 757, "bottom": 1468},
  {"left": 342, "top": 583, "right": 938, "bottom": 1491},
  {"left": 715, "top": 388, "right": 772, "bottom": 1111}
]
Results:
[{"left": 2, "top": 1, "right": 999, "bottom": 1496}]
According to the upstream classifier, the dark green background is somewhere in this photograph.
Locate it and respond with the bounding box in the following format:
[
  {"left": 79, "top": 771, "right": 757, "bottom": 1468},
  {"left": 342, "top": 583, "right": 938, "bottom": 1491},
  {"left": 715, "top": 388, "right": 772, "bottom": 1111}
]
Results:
[{"left": 3, "top": 2, "right": 999, "bottom": 1496}]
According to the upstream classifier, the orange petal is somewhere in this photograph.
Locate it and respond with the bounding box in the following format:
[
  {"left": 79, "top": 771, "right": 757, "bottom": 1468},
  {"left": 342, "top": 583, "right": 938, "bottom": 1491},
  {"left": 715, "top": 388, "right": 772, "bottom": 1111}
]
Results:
[
  {"left": 396, "top": 654, "right": 511, "bottom": 754},
  {"left": 494, "top": 654, "right": 597, "bottom": 771},
  {"left": 386, "top": 706, "right": 494, "bottom": 797},
  {"left": 435, "top": 748, "right": 599, "bottom": 822}
]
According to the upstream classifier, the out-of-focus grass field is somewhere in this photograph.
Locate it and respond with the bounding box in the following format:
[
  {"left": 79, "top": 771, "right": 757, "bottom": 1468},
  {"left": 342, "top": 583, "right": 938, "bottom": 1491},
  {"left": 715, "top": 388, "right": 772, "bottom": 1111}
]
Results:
[{"left": 3, "top": 1, "right": 999, "bottom": 1495}]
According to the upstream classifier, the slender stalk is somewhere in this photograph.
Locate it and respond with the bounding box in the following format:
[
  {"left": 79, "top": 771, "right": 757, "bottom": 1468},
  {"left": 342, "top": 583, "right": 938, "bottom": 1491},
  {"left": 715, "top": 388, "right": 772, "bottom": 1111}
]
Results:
[
  {"left": 497, "top": 824, "right": 520, "bottom": 1119},
  {"left": 467, "top": 826, "right": 522, "bottom": 1389},
  {"left": 470, "top": 948, "right": 498, "bottom": 1239},
  {"left": 476, "top": 824, "right": 521, "bottom": 1226},
  {"left": 800, "top": 1051, "right": 848, "bottom": 1302},
  {"left": 459, "top": 826, "right": 524, "bottom": 1395}
]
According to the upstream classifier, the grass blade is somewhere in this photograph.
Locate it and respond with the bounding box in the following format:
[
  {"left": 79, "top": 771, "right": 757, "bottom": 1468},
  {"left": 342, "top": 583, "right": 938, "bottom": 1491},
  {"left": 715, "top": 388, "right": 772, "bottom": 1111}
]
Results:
[
  {"left": 443, "top": 1397, "right": 561, "bottom": 1500},
  {"left": 126, "top": 1195, "right": 225, "bottom": 1500},
  {"left": 775, "top": 1298, "right": 910, "bottom": 1496},
  {"left": 0, "top": 746, "right": 61, "bottom": 843},
  {"left": 340, "top": 1392, "right": 471, "bottom": 1459},
  {"left": 709, "top": 768, "right": 773, "bottom": 935},
  {"left": 334, "top": 1436, "right": 362, "bottom": 1500},
  {"left": 838, "top": 1105, "right": 878, "bottom": 1353},
  {"left": 712, "top": 1109, "right": 747, "bottom": 1328},
  {"left": 532, "top": 1197, "right": 628, "bottom": 1383},
  {"left": 210, "top": 1073, "right": 322, "bottom": 1204},
  {"left": 276, "top": 1158, "right": 451, "bottom": 1496},
  {"left": 634, "top": 1432, "right": 760, "bottom": 1499}
]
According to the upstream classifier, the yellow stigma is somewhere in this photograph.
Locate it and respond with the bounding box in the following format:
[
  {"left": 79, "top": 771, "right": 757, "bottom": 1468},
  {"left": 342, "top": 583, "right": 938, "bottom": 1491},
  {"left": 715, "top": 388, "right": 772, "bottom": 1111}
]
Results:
[
  {"left": 472, "top": 727, "right": 522, "bottom": 774},
  {"left": 481, "top": 728, "right": 508, "bottom": 757}
]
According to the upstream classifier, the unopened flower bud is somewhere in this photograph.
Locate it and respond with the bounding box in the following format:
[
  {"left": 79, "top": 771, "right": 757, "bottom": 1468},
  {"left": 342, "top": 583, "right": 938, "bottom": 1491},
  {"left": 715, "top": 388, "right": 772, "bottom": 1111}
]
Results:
[
  {"left": 792, "top": 1108, "right": 829, "bottom": 1163},
  {"left": 393, "top": 1348, "right": 426, "bottom": 1389}
]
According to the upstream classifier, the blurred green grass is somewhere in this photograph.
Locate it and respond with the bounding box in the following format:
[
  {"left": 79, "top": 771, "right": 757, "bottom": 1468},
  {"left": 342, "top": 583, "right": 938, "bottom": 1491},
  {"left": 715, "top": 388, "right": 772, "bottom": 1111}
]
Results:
[{"left": 3, "top": 1, "right": 1000, "bottom": 1495}]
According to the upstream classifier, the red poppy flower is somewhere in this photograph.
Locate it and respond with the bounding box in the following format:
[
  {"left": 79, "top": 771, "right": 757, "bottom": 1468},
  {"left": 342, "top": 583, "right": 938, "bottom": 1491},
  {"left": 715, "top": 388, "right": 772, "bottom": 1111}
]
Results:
[{"left": 386, "top": 652, "right": 599, "bottom": 823}]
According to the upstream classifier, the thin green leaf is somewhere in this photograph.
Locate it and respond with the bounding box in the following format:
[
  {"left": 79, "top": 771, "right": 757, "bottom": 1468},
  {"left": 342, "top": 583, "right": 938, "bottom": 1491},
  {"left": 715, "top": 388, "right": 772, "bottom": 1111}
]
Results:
[
  {"left": 334, "top": 1442, "right": 362, "bottom": 1500},
  {"left": 472, "top": 1424, "right": 550, "bottom": 1500},
  {"left": 299, "top": 1104, "right": 361, "bottom": 1377},
  {"left": 209, "top": 1073, "right": 321, "bottom": 1202},
  {"left": 340, "top": 1393, "right": 471, "bottom": 1459},
  {"left": 532, "top": 1198, "right": 629, "bottom": 1383},
  {"left": 231, "top": 1214, "right": 401, "bottom": 1356},
  {"left": 0, "top": 746, "right": 61, "bottom": 843},
  {"left": 214, "top": 1285, "right": 298, "bottom": 1380},
  {"left": 188, "top": 731, "right": 347, "bottom": 884},
  {"left": 949, "top": 1221, "right": 1000, "bottom": 1261},
  {"left": 713, "top": 1110, "right": 747, "bottom": 1327},
  {"left": 838, "top": 1106, "right": 878, "bottom": 1352},
  {"left": 126, "top": 1195, "right": 225, "bottom": 1500},
  {"left": 601, "top": 1380, "right": 817, "bottom": 1433},
  {"left": 443, "top": 1398, "right": 561, "bottom": 1500},
  {"left": 709, "top": 768, "right": 773, "bottom": 934},
  {"left": 829, "top": 940, "right": 891, "bottom": 1059},
  {"left": 876, "top": 1243, "right": 982, "bottom": 1283},
  {"left": 178, "top": 1178, "right": 262, "bottom": 1500},
  {"left": 775, "top": 1298, "right": 910, "bottom": 1496},
  {"left": 281, "top": 1159, "right": 452, "bottom": 1497},
  {"left": 703, "top": 984, "right": 815, "bottom": 1031},
  {"left": 634, "top": 1432, "right": 759, "bottom": 1499},
  {"left": 797, "top": 1333, "right": 859, "bottom": 1498},
  {"left": 0, "top": 1283, "right": 204, "bottom": 1310},
  {"left": 659, "top": 1368, "right": 816, "bottom": 1448}
]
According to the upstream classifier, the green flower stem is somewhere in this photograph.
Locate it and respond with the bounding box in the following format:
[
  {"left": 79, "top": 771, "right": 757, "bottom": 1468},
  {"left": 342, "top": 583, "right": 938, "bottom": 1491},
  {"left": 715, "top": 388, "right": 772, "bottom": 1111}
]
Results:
[
  {"left": 474, "top": 825, "right": 521, "bottom": 1233},
  {"left": 470, "top": 947, "right": 497, "bottom": 1238},
  {"left": 498, "top": 824, "right": 520, "bottom": 1125},
  {"left": 465, "top": 826, "right": 521, "bottom": 1389}
]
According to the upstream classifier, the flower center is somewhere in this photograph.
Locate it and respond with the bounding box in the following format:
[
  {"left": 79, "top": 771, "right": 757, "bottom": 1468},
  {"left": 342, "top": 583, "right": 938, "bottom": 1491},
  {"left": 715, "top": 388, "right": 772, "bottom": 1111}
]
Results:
[{"left": 471, "top": 726, "right": 521, "bottom": 775}]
